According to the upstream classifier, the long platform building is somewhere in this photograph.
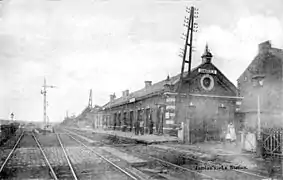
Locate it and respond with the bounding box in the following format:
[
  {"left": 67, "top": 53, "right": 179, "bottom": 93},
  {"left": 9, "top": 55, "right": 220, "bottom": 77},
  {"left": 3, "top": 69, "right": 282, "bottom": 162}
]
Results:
[{"left": 100, "top": 45, "right": 242, "bottom": 144}]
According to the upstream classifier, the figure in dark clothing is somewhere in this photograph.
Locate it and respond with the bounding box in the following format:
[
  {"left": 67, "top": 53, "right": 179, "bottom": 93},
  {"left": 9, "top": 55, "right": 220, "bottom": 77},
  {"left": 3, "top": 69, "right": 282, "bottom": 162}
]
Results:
[
  {"left": 122, "top": 117, "right": 127, "bottom": 132},
  {"left": 149, "top": 121, "right": 154, "bottom": 134},
  {"left": 139, "top": 121, "right": 144, "bottom": 135},
  {"left": 134, "top": 121, "right": 139, "bottom": 135}
]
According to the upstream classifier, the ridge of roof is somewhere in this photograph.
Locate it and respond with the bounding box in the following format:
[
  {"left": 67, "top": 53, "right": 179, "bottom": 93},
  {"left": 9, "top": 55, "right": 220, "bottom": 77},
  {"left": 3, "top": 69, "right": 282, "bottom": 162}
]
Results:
[
  {"left": 237, "top": 46, "right": 283, "bottom": 82},
  {"left": 103, "top": 61, "right": 237, "bottom": 109},
  {"left": 105, "top": 66, "right": 201, "bottom": 108}
]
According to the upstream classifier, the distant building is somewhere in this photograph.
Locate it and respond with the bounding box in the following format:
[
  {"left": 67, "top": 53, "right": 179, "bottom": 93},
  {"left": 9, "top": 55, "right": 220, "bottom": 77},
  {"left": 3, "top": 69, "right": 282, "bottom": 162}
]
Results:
[
  {"left": 237, "top": 40, "right": 283, "bottom": 129},
  {"left": 100, "top": 45, "right": 241, "bottom": 143}
]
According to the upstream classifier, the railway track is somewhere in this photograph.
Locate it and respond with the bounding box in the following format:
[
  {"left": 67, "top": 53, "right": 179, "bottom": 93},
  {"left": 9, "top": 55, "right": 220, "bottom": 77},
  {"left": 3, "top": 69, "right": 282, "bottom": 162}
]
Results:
[
  {"left": 34, "top": 132, "right": 77, "bottom": 180},
  {"left": 67, "top": 128, "right": 274, "bottom": 180},
  {"left": 58, "top": 130, "right": 143, "bottom": 180},
  {"left": 0, "top": 131, "right": 53, "bottom": 179},
  {"left": 63, "top": 129, "right": 217, "bottom": 179},
  {"left": 119, "top": 143, "right": 273, "bottom": 180}
]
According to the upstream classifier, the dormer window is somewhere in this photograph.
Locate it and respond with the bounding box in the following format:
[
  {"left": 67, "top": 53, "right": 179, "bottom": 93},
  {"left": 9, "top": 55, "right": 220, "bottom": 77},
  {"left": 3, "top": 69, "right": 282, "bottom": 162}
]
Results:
[{"left": 244, "top": 76, "right": 247, "bottom": 81}]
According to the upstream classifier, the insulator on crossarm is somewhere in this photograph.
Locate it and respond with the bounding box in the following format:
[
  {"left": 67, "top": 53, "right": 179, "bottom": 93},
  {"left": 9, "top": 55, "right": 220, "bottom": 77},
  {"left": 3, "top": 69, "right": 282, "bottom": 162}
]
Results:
[
  {"left": 183, "top": 24, "right": 188, "bottom": 27},
  {"left": 193, "top": 30, "right": 198, "bottom": 32},
  {"left": 194, "top": 16, "right": 199, "bottom": 18},
  {"left": 178, "top": 54, "right": 183, "bottom": 58},
  {"left": 184, "top": 16, "right": 189, "bottom": 20}
]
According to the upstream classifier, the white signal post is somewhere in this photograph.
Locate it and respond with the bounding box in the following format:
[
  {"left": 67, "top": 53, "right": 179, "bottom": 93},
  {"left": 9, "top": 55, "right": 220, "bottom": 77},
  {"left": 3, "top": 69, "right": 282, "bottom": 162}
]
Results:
[{"left": 41, "top": 77, "right": 56, "bottom": 132}]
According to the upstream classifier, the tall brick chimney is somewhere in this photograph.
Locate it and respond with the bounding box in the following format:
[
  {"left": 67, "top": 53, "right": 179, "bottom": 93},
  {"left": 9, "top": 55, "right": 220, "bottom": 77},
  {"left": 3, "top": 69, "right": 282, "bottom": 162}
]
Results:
[
  {"left": 258, "top": 40, "right": 271, "bottom": 55},
  {"left": 145, "top": 81, "right": 152, "bottom": 88},
  {"left": 122, "top": 90, "right": 129, "bottom": 97},
  {"left": 110, "top": 93, "right": 116, "bottom": 102}
]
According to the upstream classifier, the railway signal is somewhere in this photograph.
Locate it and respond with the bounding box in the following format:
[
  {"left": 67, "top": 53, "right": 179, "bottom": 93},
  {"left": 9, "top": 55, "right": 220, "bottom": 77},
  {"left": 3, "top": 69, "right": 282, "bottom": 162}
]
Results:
[{"left": 41, "top": 77, "right": 56, "bottom": 133}]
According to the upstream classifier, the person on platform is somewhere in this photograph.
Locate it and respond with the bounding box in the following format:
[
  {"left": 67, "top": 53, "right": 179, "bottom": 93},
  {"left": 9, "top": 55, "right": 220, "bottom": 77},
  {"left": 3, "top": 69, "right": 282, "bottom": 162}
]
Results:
[
  {"left": 149, "top": 120, "right": 154, "bottom": 134},
  {"left": 225, "top": 122, "right": 236, "bottom": 143},
  {"left": 134, "top": 120, "right": 139, "bottom": 135},
  {"left": 139, "top": 120, "right": 144, "bottom": 135}
]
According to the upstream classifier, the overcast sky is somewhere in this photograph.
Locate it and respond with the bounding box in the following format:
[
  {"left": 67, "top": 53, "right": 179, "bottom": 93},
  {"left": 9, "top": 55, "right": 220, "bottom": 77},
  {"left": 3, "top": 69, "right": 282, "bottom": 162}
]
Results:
[{"left": 0, "top": 0, "right": 283, "bottom": 122}]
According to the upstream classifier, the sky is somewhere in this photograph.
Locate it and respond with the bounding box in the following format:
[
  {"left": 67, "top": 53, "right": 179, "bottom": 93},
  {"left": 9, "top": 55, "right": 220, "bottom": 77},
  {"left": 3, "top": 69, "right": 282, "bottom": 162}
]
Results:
[{"left": 0, "top": 0, "right": 283, "bottom": 122}]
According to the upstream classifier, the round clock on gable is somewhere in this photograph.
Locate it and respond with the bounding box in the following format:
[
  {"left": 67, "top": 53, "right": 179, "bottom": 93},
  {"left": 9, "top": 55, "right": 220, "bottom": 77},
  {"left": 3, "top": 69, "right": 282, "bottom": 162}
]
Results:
[{"left": 200, "top": 74, "right": 214, "bottom": 91}]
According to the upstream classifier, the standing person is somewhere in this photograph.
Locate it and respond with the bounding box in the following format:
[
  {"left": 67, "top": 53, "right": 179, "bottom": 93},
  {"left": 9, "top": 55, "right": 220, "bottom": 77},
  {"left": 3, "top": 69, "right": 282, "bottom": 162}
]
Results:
[
  {"left": 229, "top": 122, "right": 237, "bottom": 142},
  {"left": 140, "top": 120, "right": 144, "bottom": 135},
  {"left": 134, "top": 120, "right": 139, "bottom": 135},
  {"left": 226, "top": 122, "right": 236, "bottom": 143},
  {"left": 149, "top": 112, "right": 153, "bottom": 134},
  {"left": 149, "top": 121, "right": 154, "bottom": 134}
]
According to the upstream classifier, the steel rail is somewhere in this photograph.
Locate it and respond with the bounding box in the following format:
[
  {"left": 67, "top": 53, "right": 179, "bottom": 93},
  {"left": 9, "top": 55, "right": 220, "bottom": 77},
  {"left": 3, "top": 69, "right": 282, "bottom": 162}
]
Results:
[
  {"left": 65, "top": 129, "right": 215, "bottom": 180},
  {"left": 68, "top": 129, "right": 270, "bottom": 180},
  {"left": 56, "top": 133, "right": 78, "bottom": 180},
  {"left": 0, "top": 131, "right": 24, "bottom": 173},
  {"left": 166, "top": 146, "right": 270, "bottom": 179},
  {"left": 148, "top": 155, "right": 216, "bottom": 180},
  {"left": 66, "top": 133, "right": 139, "bottom": 180},
  {"left": 32, "top": 133, "right": 58, "bottom": 180}
]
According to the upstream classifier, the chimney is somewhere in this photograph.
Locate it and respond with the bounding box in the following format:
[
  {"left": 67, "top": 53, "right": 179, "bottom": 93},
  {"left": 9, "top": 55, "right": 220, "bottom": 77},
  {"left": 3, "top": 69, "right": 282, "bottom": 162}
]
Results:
[
  {"left": 110, "top": 93, "right": 116, "bottom": 102},
  {"left": 122, "top": 90, "right": 129, "bottom": 97},
  {"left": 144, "top": 81, "right": 152, "bottom": 88},
  {"left": 258, "top": 40, "right": 271, "bottom": 55}
]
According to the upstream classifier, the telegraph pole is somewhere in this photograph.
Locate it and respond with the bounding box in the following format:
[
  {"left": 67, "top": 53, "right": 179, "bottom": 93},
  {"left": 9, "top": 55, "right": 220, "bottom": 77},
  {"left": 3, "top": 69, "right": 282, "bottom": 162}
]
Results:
[
  {"left": 177, "top": 6, "right": 199, "bottom": 144},
  {"left": 179, "top": 6, "right": 199, "bottom": 86},
  {"left": 41, "top": 77, "right": 56, "bottom": 132}
]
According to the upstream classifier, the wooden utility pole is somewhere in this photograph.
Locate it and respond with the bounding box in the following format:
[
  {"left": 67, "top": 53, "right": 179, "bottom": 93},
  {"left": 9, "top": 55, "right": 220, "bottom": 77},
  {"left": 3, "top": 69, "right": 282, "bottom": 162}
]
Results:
[
  {"left": 177, "top": 6, "right": 199, "bottom": 144},
  {"left": 179, "top": 6, "right": 198, "bottom": 86}
]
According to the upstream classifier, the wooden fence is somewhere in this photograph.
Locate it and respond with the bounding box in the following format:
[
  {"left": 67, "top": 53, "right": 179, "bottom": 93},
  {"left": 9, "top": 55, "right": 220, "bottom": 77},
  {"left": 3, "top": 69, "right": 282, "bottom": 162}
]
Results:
[{"left": 261, "top": 128, "right": 283, "bottom": 158}]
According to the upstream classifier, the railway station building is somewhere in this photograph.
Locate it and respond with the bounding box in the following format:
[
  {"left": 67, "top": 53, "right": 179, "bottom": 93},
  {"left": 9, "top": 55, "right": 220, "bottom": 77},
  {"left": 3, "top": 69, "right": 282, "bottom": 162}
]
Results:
[{"left": 100, "top": 45, "right": 242, "bottom": 144}]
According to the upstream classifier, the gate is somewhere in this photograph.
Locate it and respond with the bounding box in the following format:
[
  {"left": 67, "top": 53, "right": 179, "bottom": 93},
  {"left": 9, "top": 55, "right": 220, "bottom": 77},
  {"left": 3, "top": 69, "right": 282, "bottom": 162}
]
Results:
[{"left": 261, "top": 128, "right": 282, "bottom": 158}]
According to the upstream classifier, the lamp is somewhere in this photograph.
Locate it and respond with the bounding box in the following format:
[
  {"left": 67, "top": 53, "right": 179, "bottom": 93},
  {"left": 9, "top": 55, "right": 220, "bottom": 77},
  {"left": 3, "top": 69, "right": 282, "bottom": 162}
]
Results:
[{"left": 252, "top": 74, "right": 265, "bottom": 157}]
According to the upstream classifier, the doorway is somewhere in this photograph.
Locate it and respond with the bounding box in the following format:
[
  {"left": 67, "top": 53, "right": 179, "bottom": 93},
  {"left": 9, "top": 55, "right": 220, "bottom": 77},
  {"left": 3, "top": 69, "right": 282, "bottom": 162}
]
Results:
[
  {"left": 129, "top": 111, "right": 134, "bottom": 132},
  {"left": 113, "top": 113, "right": 117, "bottom": 130},
  {"left": 117, "top": 113, "right": 121, "bottom": 130},
  {"left": 145, "top": 108, "right": 151, "bottom": 134}
]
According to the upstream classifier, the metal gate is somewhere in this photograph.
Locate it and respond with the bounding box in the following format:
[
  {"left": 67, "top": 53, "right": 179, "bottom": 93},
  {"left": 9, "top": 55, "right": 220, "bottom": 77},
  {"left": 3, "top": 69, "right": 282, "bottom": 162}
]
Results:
[{"left": 261, "top": 128, "right": 282, "bottom": 157}]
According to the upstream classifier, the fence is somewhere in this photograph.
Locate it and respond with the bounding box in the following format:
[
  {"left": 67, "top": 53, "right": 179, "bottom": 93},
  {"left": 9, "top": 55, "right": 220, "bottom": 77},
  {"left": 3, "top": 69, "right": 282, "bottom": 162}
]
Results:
[{"left": 261, "top": 128, "right": 283, "bottom": 158}]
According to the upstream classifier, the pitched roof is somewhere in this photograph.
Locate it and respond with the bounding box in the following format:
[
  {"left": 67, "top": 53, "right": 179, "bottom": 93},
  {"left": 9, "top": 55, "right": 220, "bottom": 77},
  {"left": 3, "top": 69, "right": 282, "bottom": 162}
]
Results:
[
  {"left": 103, "top": 68, "right": 194, "bottom": 109},
  {"left": 103, "top": 61, "right": 238, "bottom": 109},
  {"left": 237, "top": 43, "right": 283, "bottom": 81}
]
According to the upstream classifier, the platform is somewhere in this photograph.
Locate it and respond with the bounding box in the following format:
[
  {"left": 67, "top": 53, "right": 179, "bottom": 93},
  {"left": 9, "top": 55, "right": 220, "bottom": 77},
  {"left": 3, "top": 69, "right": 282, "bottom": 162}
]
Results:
[{"left": 70, "top": 127, "right": 179, "bottom": 144}]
